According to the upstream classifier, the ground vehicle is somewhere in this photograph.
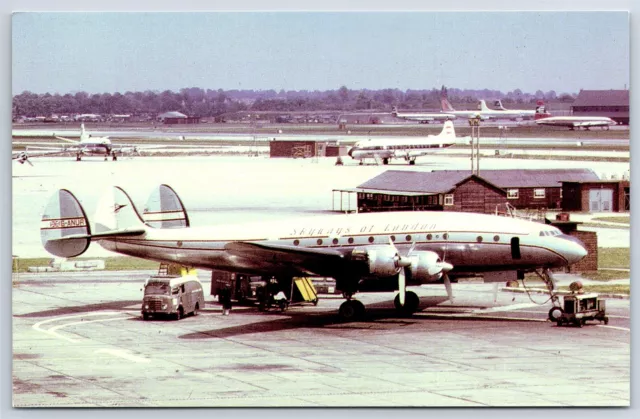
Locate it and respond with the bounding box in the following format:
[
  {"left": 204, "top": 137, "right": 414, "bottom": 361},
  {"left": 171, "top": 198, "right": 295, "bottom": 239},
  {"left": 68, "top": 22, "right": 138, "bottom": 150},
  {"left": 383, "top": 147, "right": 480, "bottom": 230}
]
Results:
[
  {"left": 141, "top": 276, "right": 205, "bottom": 320},
  {"left": 555, "top": 293, "right": 608, "bottom": 327}
]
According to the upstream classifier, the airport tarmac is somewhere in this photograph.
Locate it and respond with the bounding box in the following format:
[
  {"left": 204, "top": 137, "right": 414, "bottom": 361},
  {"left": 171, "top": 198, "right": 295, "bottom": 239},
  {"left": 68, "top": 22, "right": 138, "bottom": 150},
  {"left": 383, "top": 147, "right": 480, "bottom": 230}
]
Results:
[
  {"left": 12, "top": 153, "right": 630, "bottom": 258},
  {"left": 12, "top": 270, "right": 630, "bottom": 407}
]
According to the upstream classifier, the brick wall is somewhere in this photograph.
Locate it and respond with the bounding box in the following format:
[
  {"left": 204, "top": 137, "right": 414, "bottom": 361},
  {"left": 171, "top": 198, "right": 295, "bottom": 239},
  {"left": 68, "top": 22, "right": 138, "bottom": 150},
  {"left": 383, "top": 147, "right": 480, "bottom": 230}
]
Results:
[{"left": 567, "top": 230, "right": 598, "bottom": 272}]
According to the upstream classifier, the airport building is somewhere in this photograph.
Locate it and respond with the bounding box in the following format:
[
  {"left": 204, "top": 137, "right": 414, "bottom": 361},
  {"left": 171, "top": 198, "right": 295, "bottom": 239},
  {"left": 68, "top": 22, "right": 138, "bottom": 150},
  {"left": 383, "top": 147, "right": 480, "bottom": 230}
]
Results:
[
  {"left": 269, "top": 139, "right": 347, "bottom": 158},
  {"left": 157, "top": 111, "right": 201, "bottom": 125},
  {"left": 571, "top": 89, "right": 630, "bottom": 124},
  {"left": 338, "top": 169, "right": 601, "bottom": 213}
]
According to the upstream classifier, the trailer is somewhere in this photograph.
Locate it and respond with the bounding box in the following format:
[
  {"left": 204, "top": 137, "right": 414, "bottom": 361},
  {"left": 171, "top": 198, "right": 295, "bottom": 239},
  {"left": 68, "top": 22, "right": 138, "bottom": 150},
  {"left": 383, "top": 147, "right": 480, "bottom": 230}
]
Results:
[{"left": 556, "top": 293, "right": 609, "bottom": 327}]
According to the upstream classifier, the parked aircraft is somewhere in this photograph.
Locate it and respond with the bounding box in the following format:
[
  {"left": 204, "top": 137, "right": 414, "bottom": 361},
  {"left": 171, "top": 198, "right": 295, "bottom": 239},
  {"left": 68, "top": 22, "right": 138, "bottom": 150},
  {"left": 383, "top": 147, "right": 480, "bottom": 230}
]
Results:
[
  {"left": 391, "top": 106, "right": 456, "bottom": 123},
  {"left": 29, "top": 124, "right": 162, "bottom": 161},
  {"left": 477, "top": 100, "right": 540, "bottom": 120},
  {"left": 533, "top": 105, "right": 617, "bottom": 130},
  {"left": 440, "top": 97, "right": 485, "bottom": 119},
  {"left": 12, "top": 149, "right": 69, "bottom": 165},
  {"left": 347, "top": 121, "right": 467, "bottom": 165},
  {"left": 492, "top": 100, "right": 549, "bottom": 120},
  {"left": 41, "top": 184, "right": 587, "bottom": 321}
]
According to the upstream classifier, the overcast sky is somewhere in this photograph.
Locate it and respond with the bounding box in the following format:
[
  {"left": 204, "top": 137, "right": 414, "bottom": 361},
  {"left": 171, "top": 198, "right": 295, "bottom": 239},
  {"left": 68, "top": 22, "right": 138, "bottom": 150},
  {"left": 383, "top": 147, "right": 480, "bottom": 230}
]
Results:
[{"left": 12, "top": 11, "right": 629, "bottom": 95}]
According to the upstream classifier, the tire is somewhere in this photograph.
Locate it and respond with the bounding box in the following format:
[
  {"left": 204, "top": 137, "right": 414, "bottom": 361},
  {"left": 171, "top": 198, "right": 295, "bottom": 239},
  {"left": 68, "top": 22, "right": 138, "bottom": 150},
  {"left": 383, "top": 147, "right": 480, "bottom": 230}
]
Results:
[
  {"left": 193, "top": 303, "right": 199, "bottom": 317},
  {"left": 339, "top": 300, "right": 364, "bottom": 322},
  {"left": 142, "top": 313, "right": 150, "bottom": 321},
  {"left": 548, "top": 306, "right": 563, "bottom": 322},
  {"left": 175, "top": 307, "right": 183, "bottom": 320},
  {"left": 394, "top": 292, "right": 420, "bottom": 316},
  {"left": 604, "top": 317, "right": 609, "bottom": 325}
]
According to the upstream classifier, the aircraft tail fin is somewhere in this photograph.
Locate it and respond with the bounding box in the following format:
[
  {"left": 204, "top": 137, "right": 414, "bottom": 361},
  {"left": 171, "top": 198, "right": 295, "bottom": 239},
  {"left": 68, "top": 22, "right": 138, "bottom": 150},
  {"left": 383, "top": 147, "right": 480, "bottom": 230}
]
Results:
[
  {"left": 437, "top": 121, "right": 456, "bottom": 140},
  {"left": 478, "top": 100, "right": 491, "bottom": 112},
  {"left": 94, "top": 186, "right": 148, "bottom": 233},
  {"left": 142, "top": 184, "right": 190, "bottom": 228},
  {"left": 391, "top": 106, "right": 399, "bottom": 117},
  {"left": 494, "top": 100, "right": 507, "bottom": 111},
  {"left": 41, "top": 189, "right": 92, "bottom": 257},
  {"left": 534, "top": 101, "right": 551, "bottom": 120},
  {"left": 440, "top": 98, "right": 455, "bottom": 112}
]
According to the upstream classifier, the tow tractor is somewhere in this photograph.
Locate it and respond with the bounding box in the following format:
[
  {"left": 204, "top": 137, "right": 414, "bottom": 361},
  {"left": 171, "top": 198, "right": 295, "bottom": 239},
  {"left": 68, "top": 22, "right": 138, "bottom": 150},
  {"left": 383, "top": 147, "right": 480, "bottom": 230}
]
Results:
[{"left": 555, "top": 292, "right": 609, "bottom": 327}]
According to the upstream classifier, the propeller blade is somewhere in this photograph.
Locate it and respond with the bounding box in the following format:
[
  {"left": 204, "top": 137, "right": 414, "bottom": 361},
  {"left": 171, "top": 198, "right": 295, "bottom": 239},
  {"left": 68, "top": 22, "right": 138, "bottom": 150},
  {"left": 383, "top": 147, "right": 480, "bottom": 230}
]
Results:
[
  {"left": 398, "top": 267, "right": 406, "bottom": 306},
  {"left": 443, "top": 273, "right": 453, "bottom": 301},
  {"left": 25, "top": 157, "right": 33, "bottom": 166}
]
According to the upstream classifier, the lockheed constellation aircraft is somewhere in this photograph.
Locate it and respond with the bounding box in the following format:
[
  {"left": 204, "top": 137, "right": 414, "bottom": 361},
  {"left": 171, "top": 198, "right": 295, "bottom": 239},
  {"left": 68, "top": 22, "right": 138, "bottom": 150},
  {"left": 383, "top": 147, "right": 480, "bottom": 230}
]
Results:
[{"left": 41, "top": 184, "right": 587, "bottom": 321}]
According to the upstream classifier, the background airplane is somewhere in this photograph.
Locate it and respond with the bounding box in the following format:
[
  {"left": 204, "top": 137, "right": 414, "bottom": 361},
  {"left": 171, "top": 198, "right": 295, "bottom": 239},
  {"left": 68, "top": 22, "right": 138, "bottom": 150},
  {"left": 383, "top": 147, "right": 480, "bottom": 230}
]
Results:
[
  {"left": 533, "top": 106, "right": 617, "bottom": 130},
  {"left": 348, "top": 121, "right": 468, "bottom": 165},
  {"left": 391, "top": 106, "right": 456, "bottom": 123},
  {"left": 27, "top": 124, "right": 169, "bottom": 161},
  {"left": 492, "top": 99, "right": 549, "bottom": 120},
  {"left": 440, "top": 97, "right": 485, "bottom": 119},
  {"left": 41, "top": 184, "right": 587, "bottom": 321}
]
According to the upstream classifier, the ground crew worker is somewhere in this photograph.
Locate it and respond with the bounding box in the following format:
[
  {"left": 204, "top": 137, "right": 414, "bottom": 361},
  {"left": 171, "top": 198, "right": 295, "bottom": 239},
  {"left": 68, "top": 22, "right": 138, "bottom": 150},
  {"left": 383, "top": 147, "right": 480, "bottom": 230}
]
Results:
[{"left": 219, "top": 286, "right": 232, "bottom": 316}]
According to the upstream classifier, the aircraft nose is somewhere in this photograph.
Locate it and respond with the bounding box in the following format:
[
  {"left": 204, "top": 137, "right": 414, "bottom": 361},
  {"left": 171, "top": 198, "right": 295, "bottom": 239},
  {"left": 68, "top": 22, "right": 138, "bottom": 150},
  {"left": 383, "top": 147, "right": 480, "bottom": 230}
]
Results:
[
  {"left": 347, "top": 147, "right": 354, "bottom": 157},
  {"left": 559, "top": 234, "right": 588, "bottom": 264}
]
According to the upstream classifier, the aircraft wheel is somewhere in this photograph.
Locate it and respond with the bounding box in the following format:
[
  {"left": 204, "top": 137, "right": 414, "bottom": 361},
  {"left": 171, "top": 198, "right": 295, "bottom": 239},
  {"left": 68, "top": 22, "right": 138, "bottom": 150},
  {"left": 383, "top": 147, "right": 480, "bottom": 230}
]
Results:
[
  {"left": 409, "top": 160, "right": 416, "bottom": 165},
  {"left": 548, "top": 306, "right": 563, "bottom": 322},
  {"left": 394, "top": 291, "right": 420, "bottom": 316},
  {"left": 76, "top": 155, "right": 81, "bottom": 161},
  {"left": 338, "top": 300, "right": 365, "bottom": 322},
  {"left": 382, "top": 158, "right": 389, "bottom": 165},
  {"left": 112, "top": 155, "right": 118, "bottom": 161}
]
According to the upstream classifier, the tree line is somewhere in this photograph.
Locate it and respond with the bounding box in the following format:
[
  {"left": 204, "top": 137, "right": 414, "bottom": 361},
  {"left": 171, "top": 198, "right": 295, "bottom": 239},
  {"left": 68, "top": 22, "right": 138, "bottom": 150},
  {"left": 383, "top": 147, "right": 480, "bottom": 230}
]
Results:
[{"left": 12, "top": 86, "right": 575, "bottom": 118}]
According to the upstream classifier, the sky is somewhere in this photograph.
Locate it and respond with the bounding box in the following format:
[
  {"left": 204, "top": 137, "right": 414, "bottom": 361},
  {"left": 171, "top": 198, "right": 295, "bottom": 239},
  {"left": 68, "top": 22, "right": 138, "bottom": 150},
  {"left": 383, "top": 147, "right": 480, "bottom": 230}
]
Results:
[{"left": 11, "top": 11, "right": 630, "bottom": 95}]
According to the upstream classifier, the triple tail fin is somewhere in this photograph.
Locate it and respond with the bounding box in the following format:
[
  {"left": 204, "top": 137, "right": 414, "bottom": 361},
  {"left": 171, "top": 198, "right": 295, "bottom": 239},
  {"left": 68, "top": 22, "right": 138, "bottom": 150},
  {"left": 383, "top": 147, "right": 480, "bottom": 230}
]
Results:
[{"left": 142, "top": 184, "right": 190, "bottom": 228}]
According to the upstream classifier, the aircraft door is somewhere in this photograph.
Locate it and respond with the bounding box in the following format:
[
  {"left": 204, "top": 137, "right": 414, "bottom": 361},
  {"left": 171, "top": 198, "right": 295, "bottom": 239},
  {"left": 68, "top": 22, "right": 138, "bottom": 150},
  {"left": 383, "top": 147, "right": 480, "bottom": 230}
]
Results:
[{"left": 510, "top": 237, "right": 521, "bottom": 260}]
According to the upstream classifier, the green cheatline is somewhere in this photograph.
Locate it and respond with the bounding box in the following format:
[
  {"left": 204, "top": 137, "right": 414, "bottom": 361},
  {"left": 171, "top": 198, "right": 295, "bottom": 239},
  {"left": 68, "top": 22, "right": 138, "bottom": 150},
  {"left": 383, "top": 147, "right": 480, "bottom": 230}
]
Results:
[{"left": 12, "top": 256, "right": 159, "bottom": 273}]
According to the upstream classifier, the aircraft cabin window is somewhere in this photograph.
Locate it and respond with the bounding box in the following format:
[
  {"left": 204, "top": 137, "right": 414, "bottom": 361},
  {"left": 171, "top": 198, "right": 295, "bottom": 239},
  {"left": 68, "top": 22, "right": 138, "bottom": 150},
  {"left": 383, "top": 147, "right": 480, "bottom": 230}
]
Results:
[
  {"left": 477, "top": 236, "right": 483, "bottom": 243},
  {"left": 332, "top": 238, "right": 339, "bottom": 245},
  {"left": 368, "top": 236, "right": 375, "bottom": 243},
  {"left": 405, "top": 235, "right": 412, "bottom": 241},
  {"left": 390, "top": 235, "right": 396, "bottom": 242},
  {"left": 348, "top": 237, "right": 354, "bottom": 244},
  {"left": 443, "top": 233, "right": 449, "bottom": 240},
  {"left": 317, "top": 239, "right": 323, "bottom": 245},
  {"left": 494, "top": 235, "right": 500, "bottom": 242},
  {"left": 293, "top": 239, "right": 300, "bottom": 246},
  {"left": 427, "top": 234, "right": 432, "bottom": 240}
]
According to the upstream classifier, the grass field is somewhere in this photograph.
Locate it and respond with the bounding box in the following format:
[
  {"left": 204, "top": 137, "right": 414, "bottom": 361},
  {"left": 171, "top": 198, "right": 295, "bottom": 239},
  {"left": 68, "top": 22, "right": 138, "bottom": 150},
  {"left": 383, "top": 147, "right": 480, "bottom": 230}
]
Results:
[{"left": 591, "top": 216, "right": 630, "bottom": 224}]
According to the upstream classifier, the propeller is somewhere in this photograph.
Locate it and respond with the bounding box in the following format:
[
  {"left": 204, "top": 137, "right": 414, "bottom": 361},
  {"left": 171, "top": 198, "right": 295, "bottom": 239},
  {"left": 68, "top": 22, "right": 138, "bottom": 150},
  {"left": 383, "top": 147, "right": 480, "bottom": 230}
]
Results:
[
  {"left": 389, "top": 238, "right": 412, "bottom": 306},
  {"left": 442, "top": 231, "right": 454, "bottom": 301},
  {"left": 17, "top": 152, "right": 33, "bottom": 166}
]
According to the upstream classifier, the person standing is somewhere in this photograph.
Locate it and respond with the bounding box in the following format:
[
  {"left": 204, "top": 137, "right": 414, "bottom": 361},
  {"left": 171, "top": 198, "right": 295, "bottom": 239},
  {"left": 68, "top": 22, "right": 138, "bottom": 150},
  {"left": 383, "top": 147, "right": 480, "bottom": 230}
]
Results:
[{"left": 220, "top": 286, "right": 232, "bottom": 316}]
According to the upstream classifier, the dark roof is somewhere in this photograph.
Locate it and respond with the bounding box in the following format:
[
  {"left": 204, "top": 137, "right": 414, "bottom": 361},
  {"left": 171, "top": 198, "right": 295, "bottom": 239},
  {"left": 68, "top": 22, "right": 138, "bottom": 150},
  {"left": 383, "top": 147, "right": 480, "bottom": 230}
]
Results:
[
  {"left": 572, "top": 90, "right": 629, "bottom": 107},
  {"left": 357, "top": 169, "right": 599, "bottom": 193}
]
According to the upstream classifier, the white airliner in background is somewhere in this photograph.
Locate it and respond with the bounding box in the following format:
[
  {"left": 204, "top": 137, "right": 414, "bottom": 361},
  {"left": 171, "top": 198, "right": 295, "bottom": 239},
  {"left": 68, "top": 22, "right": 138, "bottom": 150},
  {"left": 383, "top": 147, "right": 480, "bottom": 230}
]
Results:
[
  {"left": 440, "top": 97, "right": 485, "bottom": 119},
  {"left": 27, "top": 124, "right": 165, "bottom": 161},
  {"left": 477, "top": 100, "right": 539, "bottom": 120},
  {"left": 391, "top": 106, "right": 456, "bottom": 123},
  {"left": 492, "top": 100, "right": 548, "bottom": 120},
  {"left": 41, "top": 184, "right": 587, "bottom": 321},
  {"left": 348, "top": 121, "right": 467, "bottom": 165},
  {"left": 533, "top": 105, "right": 617, "bottom": 130}
]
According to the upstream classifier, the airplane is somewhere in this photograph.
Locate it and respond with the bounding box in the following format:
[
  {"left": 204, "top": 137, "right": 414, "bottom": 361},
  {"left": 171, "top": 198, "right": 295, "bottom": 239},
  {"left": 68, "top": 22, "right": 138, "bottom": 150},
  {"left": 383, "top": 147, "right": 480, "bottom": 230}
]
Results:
[
  {"left": 533, "top": 105, "right": 617, "bottom": 130},
  {"left": 477, "top": 100, "right": 541, "bottom": 120},
  {"left": 12, "top": 149, "right": 70, "bottom": 165},
  {"left": 492, "top": 100, "right": 549, "bottom": 120},
  {"left": 440, "top": 97, "right": 486, "bottom": 119},
  {"left": 40, "top": 184, "right": 588, "bottom": 321},
  {"left": 347, "top": 121, "right": 467, "bottom": 165},
  {"left": 29, "top": 124, "right": 161, "bottom": 161},
  {"left": 391, "top": 106, "right": 456, "bottom": 123}
]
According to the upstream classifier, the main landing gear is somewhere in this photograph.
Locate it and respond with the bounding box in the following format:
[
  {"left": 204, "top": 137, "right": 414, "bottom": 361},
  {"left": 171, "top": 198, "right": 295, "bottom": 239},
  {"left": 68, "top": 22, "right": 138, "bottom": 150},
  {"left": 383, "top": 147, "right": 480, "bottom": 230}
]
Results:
[
  {"left": 533, "top": 268, "right": 563, "bottom": 322},
  {"left": 337, "top": 290, "right": 421, "bottom": 321}
]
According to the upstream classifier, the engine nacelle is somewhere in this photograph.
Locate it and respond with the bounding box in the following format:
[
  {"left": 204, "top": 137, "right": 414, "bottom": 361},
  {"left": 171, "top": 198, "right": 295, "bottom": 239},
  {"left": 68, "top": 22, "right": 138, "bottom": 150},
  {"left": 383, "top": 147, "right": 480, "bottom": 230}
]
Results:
[
  {"left": 353, "top": 246, "right": 401, "bottom": 278},
  {"left": 407, "top": 251, "right": 446, "bottom": 283}
]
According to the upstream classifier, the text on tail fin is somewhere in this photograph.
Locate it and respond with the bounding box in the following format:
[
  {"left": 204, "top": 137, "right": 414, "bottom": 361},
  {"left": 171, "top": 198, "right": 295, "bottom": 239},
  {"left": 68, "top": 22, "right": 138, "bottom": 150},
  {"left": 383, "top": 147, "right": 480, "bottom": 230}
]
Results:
[{"left": 41, "top": 189, "right": 91, "bottom": 257}]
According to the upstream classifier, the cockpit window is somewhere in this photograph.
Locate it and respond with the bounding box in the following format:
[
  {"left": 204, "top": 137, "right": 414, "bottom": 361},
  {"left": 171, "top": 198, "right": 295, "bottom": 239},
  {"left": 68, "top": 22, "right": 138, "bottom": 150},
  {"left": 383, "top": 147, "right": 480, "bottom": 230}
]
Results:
[{"left": 539, "top": 229, "right": 562, "bottom": 237}]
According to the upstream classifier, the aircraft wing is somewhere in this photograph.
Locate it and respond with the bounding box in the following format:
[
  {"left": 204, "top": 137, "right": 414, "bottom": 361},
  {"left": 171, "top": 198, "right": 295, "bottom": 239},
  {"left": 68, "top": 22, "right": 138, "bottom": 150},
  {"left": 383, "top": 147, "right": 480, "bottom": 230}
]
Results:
[
  {"left": 572, "top": 120, "right": 610, "bottom": 127},
  {"left": 225, "top": 241, "right": 346, "bottom": 277}
]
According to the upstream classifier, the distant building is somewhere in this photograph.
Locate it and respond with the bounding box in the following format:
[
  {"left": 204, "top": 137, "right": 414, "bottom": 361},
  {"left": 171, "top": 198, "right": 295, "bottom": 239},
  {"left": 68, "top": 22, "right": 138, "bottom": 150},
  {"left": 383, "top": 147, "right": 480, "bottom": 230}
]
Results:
[{"left": 571, "top": 89, "right": 629, "bottom": 124}]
